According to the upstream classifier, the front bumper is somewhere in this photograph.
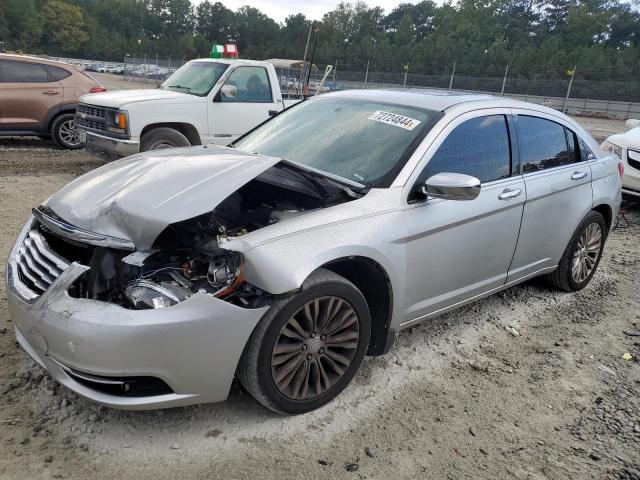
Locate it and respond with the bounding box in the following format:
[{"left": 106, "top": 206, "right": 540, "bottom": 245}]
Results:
[
  {"left": 82, "top": 130, "right": 139, "bottom": 160},
  {"left": 6, "top": 222, "right": 268, "bottom": 410}
]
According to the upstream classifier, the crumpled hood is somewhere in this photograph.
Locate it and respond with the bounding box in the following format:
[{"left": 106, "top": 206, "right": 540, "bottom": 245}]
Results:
[
  {"left": 80, "top": 88, "right": 198, "bottom": 109},
  {"left": 45, "top": 145, "right": 281, "bottom": 250}
]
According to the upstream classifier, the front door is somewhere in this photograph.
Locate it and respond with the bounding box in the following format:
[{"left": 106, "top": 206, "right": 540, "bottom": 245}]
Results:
[
  {"left": 401, "top": 112, "right": 525, "bottom": 324},
  {"left": 0, "top": 59, "right": 63, "bottom": 131},
  {"left": 209, "top": 65, "right": 278, "bottom": 145}
]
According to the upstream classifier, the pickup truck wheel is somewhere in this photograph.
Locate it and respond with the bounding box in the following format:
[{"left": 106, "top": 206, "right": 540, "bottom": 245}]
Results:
[
  {"left": 238, "top": 269, "right": 371, "bottom": 415},
  {"left": 140, "top": 127, "right": 190, "bottom": 151},
  {"left": 51, "top": 114, "right": 82, "bottom": 149}
]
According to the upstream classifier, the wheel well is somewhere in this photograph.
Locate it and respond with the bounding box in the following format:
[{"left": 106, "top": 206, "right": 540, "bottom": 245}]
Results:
[
  {"left": 593, "top": 204, "right": 612, "bottom": 231},
  {"left": 322, "top": 257, "right": 394, "bottom": 356},
  {"left": 47, "top": 108, "right": 76, "bottom": 133},
  {"left": 141, "top": 123, "right": 202, "bottom": 145}
]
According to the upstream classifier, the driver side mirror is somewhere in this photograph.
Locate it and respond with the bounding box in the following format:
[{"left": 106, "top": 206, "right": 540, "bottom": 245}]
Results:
[
  {"left": 220, "top": 84, "right": 237, "bottom": 99},
  {"left": 421, "top": 172, "right": 481, "bottom": 201}
]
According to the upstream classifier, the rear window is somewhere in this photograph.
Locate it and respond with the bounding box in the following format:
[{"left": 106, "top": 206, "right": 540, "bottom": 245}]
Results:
[{"left": 0, "top": 60, "right": 50, "bottom": 83}]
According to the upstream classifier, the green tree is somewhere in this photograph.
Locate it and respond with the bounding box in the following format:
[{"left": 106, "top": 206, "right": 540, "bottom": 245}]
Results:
[{"left": 41, "top": 0, "right": 89, "bottom": 55}]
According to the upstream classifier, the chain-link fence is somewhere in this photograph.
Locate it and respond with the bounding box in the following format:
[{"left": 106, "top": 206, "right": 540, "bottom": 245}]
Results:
[{"left": 55, "top": 56, "right": 640, "bottom": 119}]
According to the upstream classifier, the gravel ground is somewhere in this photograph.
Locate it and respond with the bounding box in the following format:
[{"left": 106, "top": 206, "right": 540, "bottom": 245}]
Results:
[{"left": 0, "top": 116, "right": 638, "bottom": 480}]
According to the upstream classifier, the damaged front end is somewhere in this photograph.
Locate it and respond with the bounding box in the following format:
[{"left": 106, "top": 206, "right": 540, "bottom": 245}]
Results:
[{"left": 24, "top": 160, "right": 361, "bottom": 312}]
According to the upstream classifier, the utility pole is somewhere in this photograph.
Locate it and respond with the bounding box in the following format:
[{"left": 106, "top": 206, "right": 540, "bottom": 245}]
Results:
[
  {"left": 403, "top": 64, "right": 409, "bottom": 86},
  {"left": 449, "top": 61, "right": 456, "bottom": 90},
  {"left": 563, "top": 66, "right": 577, "bottom": 113},
  {"left": 364, "top": 60, "right": 369, "bottom": 85},
  {"left": 300, "top": 24, "right": 313, "bottom": 96},
  {"left": 304, "top": 27, "right": 319, "bottom": 97},
  {"left": 500, "top": 64, "right": 509, "bottom": 96}
]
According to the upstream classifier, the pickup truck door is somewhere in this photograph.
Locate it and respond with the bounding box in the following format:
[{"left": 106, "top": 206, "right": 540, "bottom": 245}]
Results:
[{"left": 209, "top": 65, "right": 280, "bottom": 145}]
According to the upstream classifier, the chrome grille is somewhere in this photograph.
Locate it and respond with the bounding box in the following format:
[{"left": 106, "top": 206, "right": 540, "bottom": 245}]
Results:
[
  {"left": 75, "top": 104, "right": 107, "bottom": 133},
  {"left": 15, "top": 229, "right": 70, "bottom": 296}
]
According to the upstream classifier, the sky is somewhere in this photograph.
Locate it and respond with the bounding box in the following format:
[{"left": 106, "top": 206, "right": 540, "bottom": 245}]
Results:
[{"left": 190, "top": 1, "right": 423, "bottom": 23}]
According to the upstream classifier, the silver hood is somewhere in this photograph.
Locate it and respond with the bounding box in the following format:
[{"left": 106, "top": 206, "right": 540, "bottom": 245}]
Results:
[{"left": 45, "top": 146, "right": 280, "bottom": 250}]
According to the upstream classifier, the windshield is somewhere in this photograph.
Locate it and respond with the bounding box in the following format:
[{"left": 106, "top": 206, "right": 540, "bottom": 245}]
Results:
[
  {"left": 234, "top": 97, "right": 442, "bottom": 187},
  {"left": 161, "top": 62, "right": 229, "bottom": 96}
]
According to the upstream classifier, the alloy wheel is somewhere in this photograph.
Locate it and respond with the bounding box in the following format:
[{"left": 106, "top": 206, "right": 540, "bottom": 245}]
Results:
[
  {"left": 271, "top": 296, "right": 360, "bottom": 400},
  {"left": 59, "top": 119, "right": 81, "bottom": 147},
  {"left": 571, "top": 222, "right": 602, "bottom": 283}
]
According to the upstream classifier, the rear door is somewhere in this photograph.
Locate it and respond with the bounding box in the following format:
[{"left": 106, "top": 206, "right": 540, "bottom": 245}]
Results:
[
  {"left": 401, "top": 111, "right": 526, "bottom": 322},
  {"left": 209, "top": 65, "right": 279, "bottom": 145},
  {"left": 507, "top": 112, "right": 592, "bottom": 283},
  {"left": 0, "top": 59, "right": 63, "bottom": 131}
]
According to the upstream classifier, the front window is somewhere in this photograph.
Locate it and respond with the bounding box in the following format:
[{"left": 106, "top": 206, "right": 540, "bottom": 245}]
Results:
[
  {"left": 234, "top": 97, "right": 442, "bottom": 187},
  {"left": 220, "top": 66, "right": 273, "bottom": 103},
  {"left": 160, "top": 61, "right": 229, "bottom": 96}
]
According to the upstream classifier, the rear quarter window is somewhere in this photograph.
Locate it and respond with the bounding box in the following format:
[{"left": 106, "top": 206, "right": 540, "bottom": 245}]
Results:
[{"left": 45, "top": 65, "right": 71, "bottom": 81}]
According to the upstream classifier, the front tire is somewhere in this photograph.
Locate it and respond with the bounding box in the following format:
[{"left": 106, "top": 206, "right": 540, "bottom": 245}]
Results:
[
  {"left": 140, "top": 127, "right": 190, "bottom": 151},
  {"left": 238, "top": 269, "right": 371, "bottom": 414},
  {"left": 51, "top": 113, "right": 82, "bottom": 149},
  {"left": 545, "top": 211, "right": 606, "bottom": 292}
]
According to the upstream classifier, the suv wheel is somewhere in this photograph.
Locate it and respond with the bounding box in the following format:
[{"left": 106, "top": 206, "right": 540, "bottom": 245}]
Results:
[
  {"left": 238, "top": 269, "right": 371, "bottom": 414},
  {"left": 140, "top": 127, "right": 190, "bottom": 151},
  {"left": 545, "top": 210, "right": 606, "bottom": 292},
  {"left": 51, "top": 114, "right": 82, "bottom": 149}
]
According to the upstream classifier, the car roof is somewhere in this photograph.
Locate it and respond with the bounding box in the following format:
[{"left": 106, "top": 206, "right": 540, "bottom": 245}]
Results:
[
  {"left": 0, "top": 53, "right": 74, "bottom": 70},
  {"left": 321, "top": 88, "right": 558, "bottom": 115}
]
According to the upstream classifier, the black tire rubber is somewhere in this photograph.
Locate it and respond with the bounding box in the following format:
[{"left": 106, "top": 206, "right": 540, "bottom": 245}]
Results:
[
  {"left": 237, "top": 268, "right": 371, "bottom": 415},
  {"left": 140, "top": 127, "right": 190, "bottom": 151},
  {"left": 51, "top": 113, "right": 82, "bottom": 149},
  {"left": 545, "top": 210, "right": 607, "bottom": 292}
]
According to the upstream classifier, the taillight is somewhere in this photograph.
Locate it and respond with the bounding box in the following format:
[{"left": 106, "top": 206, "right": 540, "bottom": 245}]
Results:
[
  {"left": 617, "top": 162, "right": 624, "bottom": 177},
  {"left": 89, "top": 86, "right": 106, "bottom": 93}
]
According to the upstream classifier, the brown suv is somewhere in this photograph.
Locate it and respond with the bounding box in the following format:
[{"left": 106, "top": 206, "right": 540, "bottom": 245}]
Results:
[{"left": 0, "top": 54, "right": 106, "bottom": 149}]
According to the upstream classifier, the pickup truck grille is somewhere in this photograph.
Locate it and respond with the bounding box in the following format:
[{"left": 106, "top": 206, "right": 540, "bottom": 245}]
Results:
[{"left": 75, "top": 104, "right": 107, "bottom": 133}]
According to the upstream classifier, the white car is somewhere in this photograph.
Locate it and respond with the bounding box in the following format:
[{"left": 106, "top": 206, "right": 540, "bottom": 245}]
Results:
[{"left": 602, "top": 127, "right": 640, "bottom": 197}]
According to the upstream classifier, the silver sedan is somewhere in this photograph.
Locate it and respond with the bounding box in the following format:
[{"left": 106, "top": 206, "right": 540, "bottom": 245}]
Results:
[{"left": 6, "top": 90, "right": 622, "bottom": 414}]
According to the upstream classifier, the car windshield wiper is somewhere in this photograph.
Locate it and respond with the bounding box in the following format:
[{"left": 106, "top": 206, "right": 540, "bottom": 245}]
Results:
[
  {"left": 165, "top": 84, "right": 192, "bottom": 92},
  {"left": 280, "top": 159, "right": 367, "bottom": 197}
]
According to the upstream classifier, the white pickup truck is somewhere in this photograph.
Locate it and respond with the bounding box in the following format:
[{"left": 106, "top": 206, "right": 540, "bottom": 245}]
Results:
[{"left": 75, "top": 59, "right": 302, "bottom": 159}]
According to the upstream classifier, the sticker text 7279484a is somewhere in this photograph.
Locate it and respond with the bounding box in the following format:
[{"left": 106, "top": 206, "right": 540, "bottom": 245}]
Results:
[{"left": 368, "top": 111, "right": 422, "bottom": 131}]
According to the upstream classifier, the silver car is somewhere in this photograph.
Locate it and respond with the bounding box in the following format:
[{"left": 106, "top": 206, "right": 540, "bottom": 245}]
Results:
[{"left": 6, "top": 90, "right": 622, "bottom": 414}]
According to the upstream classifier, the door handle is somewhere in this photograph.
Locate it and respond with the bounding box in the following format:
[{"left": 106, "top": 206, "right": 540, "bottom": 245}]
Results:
[
  {"left": 42, "top": 90, "right": 59, "bottom": 95},
  {"left": 571, "top": 170, "right": 587, "bottom": 180},
  {"left": 268, "top": 110, "right": 278, "bottom": 117},
  {"left": 498, "top": 188, "right": 522, "bottom": 200}
]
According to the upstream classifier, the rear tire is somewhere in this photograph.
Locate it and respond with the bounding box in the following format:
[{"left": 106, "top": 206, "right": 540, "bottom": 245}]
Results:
[
  {"left": 140, "top": 127, "right": 190, "bottom": 151},
  {"left": 545, "top": 211, "right": 606, "bottom": 292},
  {"left": 51, "top": 113, "right": 82, "bottom": 149},
  {"left": 238, "top": 268, "right": 371, "bottom": 415}
]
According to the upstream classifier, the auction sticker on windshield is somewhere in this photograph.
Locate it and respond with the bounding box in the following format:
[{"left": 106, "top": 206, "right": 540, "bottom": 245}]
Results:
[{"left": 368, "top": 111, "right": 422, "bottom": 130}]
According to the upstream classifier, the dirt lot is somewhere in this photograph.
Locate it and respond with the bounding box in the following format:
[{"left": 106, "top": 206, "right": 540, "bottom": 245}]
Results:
[{"left": 0, "top": 116, "right": 639, "bottom": 480}]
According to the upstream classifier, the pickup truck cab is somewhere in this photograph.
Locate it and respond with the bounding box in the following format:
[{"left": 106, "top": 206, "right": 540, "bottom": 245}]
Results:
[{"left": 75, "top": 59, "right": 301, "bottom": 159}]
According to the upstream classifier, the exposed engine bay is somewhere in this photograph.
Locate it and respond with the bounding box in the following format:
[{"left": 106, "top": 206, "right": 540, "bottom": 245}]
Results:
[{"left": 45, "top": 163, "right": 363, "bottom": 310}]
